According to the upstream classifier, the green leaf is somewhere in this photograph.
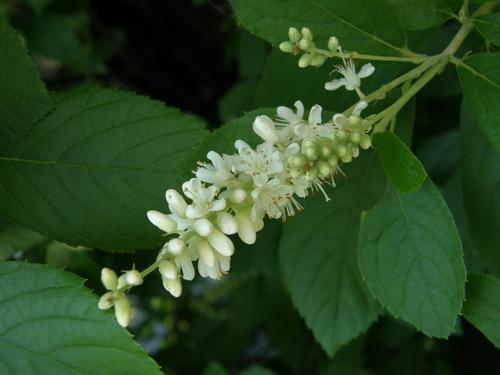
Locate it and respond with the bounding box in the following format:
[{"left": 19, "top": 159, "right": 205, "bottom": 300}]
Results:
[
  {"left": 475, "top": 13, "right": 500, "bottom": 46},
  {"left": 457, "top": 53, "right": 500, "bottom": 151},
  {"left": 460, "top": 105, "right": 500, "bottom": 276},
  {"left": 388, "top": 0, "right": 460, "bottom": 30},
  {"left": 233, "top": 0, "right": 407, "bottom": 55},
  {"left": 239, "top": 366, "right": 277, "bottom": 375},
  {"left": 374, "top": 132, "right": 426, "bottom": 193},
  {"left": 358, "top": 179, "right": 466, "bottom": 337},
  {"left": 0, "top": 16, "right": 52, "bottom": 150},
  {"left": 0, "top": 261, "right": 161, "bottom": 374},
  {"left": 0, "top": 87, "right": 208, "bottom": 252},
  {"left": 463, "top": 273, "right": 500, "bottom": 349},
  {"left": 218, "top": 81, "right": 257, "bottom": 123},
  {"left": 280, "top": 151, "right": 385, "bottom": 356}
]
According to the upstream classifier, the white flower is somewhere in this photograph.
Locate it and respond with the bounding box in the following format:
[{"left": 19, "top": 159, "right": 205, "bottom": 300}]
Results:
[
  {"left": 325, "top": 61, "right": 374, "bottom": 91},
  {"left": 253, "top": 115, "right": 279, "bottom": 144},
  {"left": 251, "top": 178, "right": 295, "bottom": 219},
  {"left": 233, "top": 140, "right": 284, "bottom": 187},
  {"left": 182, "top": 178, "right": 226, "bottom": 219},
  {"left": 196, "top": 151, "right": 233, "bottom": 185},
  {"left": 293, "top": 104, "right": 336, "bottom": 140},
  {"left": 333, "top": 100, "right": 368, "bottom": 128}
]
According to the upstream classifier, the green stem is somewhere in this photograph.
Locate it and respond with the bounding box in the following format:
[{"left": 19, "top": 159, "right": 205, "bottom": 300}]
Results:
[{"left": 313, "top": 48, "right": 427, "bottom": 63}]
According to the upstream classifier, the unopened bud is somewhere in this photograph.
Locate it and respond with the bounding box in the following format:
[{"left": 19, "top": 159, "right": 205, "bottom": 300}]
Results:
[
  {"left": 350, "top": 131, "right": 361, "bottom": 143},
  {"left": 198, "top": 239, "right": 216, "bottom": 268},
  {"left": 207, "top": 229, "right": 234, "bottom": 256},
  {"left": 290, "top": 168, "right": 303, "bottom": 178},
  {"left": 320, "top": 145, "right": 332, "bottom": 158},
  {"left": 290, "top": 154, "right": 307, "bottom": 167},
  {"left": 230, "top": 188, "right": 247, "bottom": 204},
  {"left": 335, "top": 130, "right": 347, "bottom": 142},
  {"left": 216, "top": 212, "right": 238, "bottom": 235},
  {"left": 304, "top": 146, "right": 318, "bottom": 161},
  {"left": 167, "top": 238, "right": 186, "bottom": 255},
  {"left": 298, "top": 54, "right": 312, "bottom": 68},
  {"left": 336, "top": 145, "right": 347, "bottom": 157},
  {"left": 253, "top": 115, "right": 279, "bottom": 144},
  {"left": 125, "top": 270, "right": 143, "bottom": 286},
  {"left": 147, "top": 210, "right": 177, "bottom": 233},
  {"left": 328, "top": 155, "right": 338, "bottom": 168},
  {"left": 114, "top": 298, "right": 132, "bottom": 327},
  {"left": 162, "top": 276, "right": 182, "bottom": 297},
  {"left": 159, "top": 260, "right": 178, "bottom": 280},
  {"left": 98, "top": 291, "right": 115, "bottom": 310},
  {"left": 317, "top": 161, "right": 331, "bottom": 177},
  {"left": 279, "top": 41, "right": 294, "bottom": 53},
  {"left": 301, "top": 27, "right": 313, "bottom": 40},
  {"left": 305, "top": 167, "right": 318, "bottom": 181},
  {"left": 235, "top": 211, "right": 256, "bottom": 245},
  {"left": 165, "top": 189, "right": 187, "bottom": 217},
  {"left": 310, "top": 55, "right": 326, "bottom": 67},
  {"left": 328, "top": 36, "right": 339, "bottom": 51},
  {"left": 193, "top": 218, "right": 214, "bottom": 237},
  {"left": 101, "top": 268, "right": 118, "bottom": 290},
  {"left": 360, "top": 134, "right": 372, "bottom": 149},
  {"left": 298, "top": 38, "right": 311, "bottom": 51},
  {"left": 288, "top": 27, "right": 301, "bottom": 42}
]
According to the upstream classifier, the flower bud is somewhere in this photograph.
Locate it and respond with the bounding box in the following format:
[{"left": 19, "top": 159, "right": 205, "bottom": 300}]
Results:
[
  {"left": 328, "top": 155, "right": 338, "bottom": 168},
  {"left": 162, "top": 276, "right": 182, "bottom": 297},
  {"left": 146, "top": 210, "right": 177, "bottom": 233},
  {"left": 167, "top": 238, "right": 186, "bottom": 255},
  {"left": 159, "top": 260, "right": 178, "bottom": 280},
  {"left": 310, "top": 55, "right": 326, "bottom": 67},
  {"left": 298, "top": 38, "right": 311, "bottom": 51},
  {"left": 304, "top": 146, "right": 318, "bottom": 161},
  {"left": 317, "top": 161, "right": 331, "bottom": 177},
  {"left": 305, "top": 167, "right": 318, "bottom": 181},
  {"left": 336, "top": 145, "right": 347, "bottom": 157},
  {"left": 320, "top": 145, "right": 332, "bottom": 158},
  {"left": 125, "top": 270, "right": 143, "bottom": 286},
  {"left": 216, "top": 212, "right": 238, "bottom": 235},
  {"left": 360, "top": 134, "right": 372, "bottom": 149},
  {"left": 114, "top": 298, "right": 132, "bottom": 328},
  {"left": 328, "top": 36, "right": 339, "bottom": 51},
  {"left": 229, "top": 188, "right": 247, "bottom": 204},
  {"left": 288, "top": 27, "right": 301, "bottom": 42},
  {"left": 165, "top": 189, "right": 187, "bottom": 217},
  {"left": 207, "top": 229, "right": 234, "bottom": 256},
  {"left": 98, "top": 291, "right": 115, "bottom": 310},
  {"left": 301, "top": 27, "right": 313, "bottom": 40},
  {"left": 197, "top": 239, "right": 216, "bottom": 268},
  {"left": 101, "top": 268, "right": 118, "bottom": 290},
  {"left": 298, "top": 54, "right": 312, "bottom": 68},
  {"left": 348, "top": 115, "right": 362, "bottom": 127},
  {"left": 279, "top": 41, "right": 294, "bottom": 53},
  {"left": 193, "top": 218, "right": 214, "bottom": 237},
  {"left": 117, "top": 275, "right": 127, "bottom": 289},
  {"left": 235, "top": 211, "right": 256, "bottom": 245},
  {"left": 290, "top": 168, "right": 303, "bottom": 178},
  {"left": 253, "top": 115, "right": 279, "bottom": 144},
  {"left": 341, "top": 149, "right": 353, "bottom": 163},
  {"left": 350, "top": 131, "right": 361, "bottom": 143},
  {"left": 335, "top": 130, "right": 347, "bottom": 142},
  {"left": 290, "top": 154, "right": 307, "bottom": 167},
  {"left": 302, "top": 139, "right": 318, "bottom": 149}
]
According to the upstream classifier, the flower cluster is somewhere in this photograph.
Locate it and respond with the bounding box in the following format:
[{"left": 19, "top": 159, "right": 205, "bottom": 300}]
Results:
[{"left": 99, "top": 25, "right": 377, "bottom": 328}]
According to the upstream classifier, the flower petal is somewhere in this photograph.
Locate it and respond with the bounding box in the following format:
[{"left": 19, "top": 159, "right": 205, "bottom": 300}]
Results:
[
  {"left": 352, "top": 100, "right": 368, "bottom": 116},
  {"left": 308, "top": 104, "right": 322, "bottom": 125},
  {"left": 324, "top": 78, "right": 347, "bottom": 91},
  {"left": 358, "top": 63, "right": 375, "bottom": 78}
]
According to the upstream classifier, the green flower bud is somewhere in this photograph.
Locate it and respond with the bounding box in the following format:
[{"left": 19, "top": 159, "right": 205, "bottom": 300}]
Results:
[
  {"left": 101, "top": 268, "right": 118, "bottom": 290},
  {"left": 310, "top": 55, "right": 326, "bottom": 67},
  {"left": 279, "top": 41, "right": 294, "bottom": 53},
  {"left": 348, "top": 115, "right": 362, "bottom": 127},
  {"left": 125, "top": 270, "right": 143, "bottom": 286},
  {"left": 320, "top": 144, "right": 332, "bottom": 159},
  {"left": 317, "top": 161, "right": 331, "bottom": 177},
  {"left": 301, "top": 27, "right": 313, "bottom": 41},
  {"left": 114, "top": 297, "right": 132, "bottom": 328},
  {"left": 350, "top": 130, "right": 361, "bottom": 143},
  {"left": 336, "top": 145, "right": 347, "bottom": 157},
  {"left": 290, "top": 168, "right": 303, "bottom": 178},
  {"left": 298, "top": 53, "right": 312, "bottom": 68},
  {"left": 304, "top": 146, "right": 319, "bottom": 161},
  {"left": 328, "top": 155, "right": 338, "bottom": 168},
  {"left": 328, "top": 36, "right": 339, "bottom": 51},
  {"left": 288, "top": 27, "right": 301, "bottom": 42},
  {"left": 290, "top": 154, "right": 307, "bottom": 167},
  {"left": 335, "top": 130, "right": 347, "bottom": 142},
  {"left": 360, "top": 134, "right": 372, "bottom": 149},
  {"left": 342, "top": 152, "right": 353, "bottom": 163},
  {"left": 298, "top": 38, "right": 311, "bottom": 51},
  {"left": 302, "top": 139, "right": 318, "bottom": 149}
]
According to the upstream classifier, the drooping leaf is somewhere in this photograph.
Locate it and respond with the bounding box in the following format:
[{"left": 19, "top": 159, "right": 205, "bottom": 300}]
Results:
[
  {"left": 358, "top": 179, "right": 466, "bottom": 337},
  {"left": 458, "top": 53, "right": 500, "bottom": 151},
  {"left": 388, "top": 0, "right": 460, "bottom": 30},
  {"left": 279, "top": 151, "right": 385, "bottom": 356},
  {"left": 373, "top": 132, "right": 426, "bottom": 193},
  {"left": 0, "top": 261, "right": 162, "bottom": 374},
  {"left": 460, "top": 105, "right": 500, "bottom": 276},
  {"left": 233, "top": 0, "right": 407, "bottom": 56},
  {"left": 0, "top": 16, "right": 52, "bottom": 150},
  {"left": 463, "top": 273, "right": 500, "bottom": 349},
  {"left": 475, "top": 13, "right": 500, "bottom": 46},
  {"left": 0, "top": 87, "right": 208, "bottom": 252}
]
